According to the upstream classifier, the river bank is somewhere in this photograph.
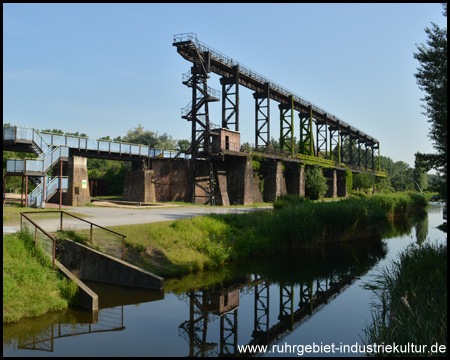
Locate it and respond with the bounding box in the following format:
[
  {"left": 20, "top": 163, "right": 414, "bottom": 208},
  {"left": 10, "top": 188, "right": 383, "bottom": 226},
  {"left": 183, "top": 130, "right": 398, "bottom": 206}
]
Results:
[
  {"left": 4, "top": 203, "right": 446, "bottom": 356},
  {"left": 99, "top": 192, "right": 428, "bottom": 277},
  {"left": 1, "top": 192, "right": 431, "bottom": 323}
]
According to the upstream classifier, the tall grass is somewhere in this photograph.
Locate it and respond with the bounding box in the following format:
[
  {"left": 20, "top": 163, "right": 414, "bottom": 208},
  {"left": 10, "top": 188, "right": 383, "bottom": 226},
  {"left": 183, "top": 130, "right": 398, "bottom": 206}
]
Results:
[
  {"left": 105, "top": 193, "right": 429, "bottom": 277},
  {"left": 3, "top": 230, "right": 78, "bottom": 323},
  {"left": 363, "top": 242, "right": 447, "bottom": 356}
]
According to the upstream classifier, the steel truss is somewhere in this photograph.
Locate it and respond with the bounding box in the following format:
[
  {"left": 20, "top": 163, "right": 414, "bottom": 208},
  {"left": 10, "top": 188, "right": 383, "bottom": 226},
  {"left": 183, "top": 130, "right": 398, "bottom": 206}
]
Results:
[
  {"left": 253, "top": 282, "right": 270, "bottom": 342},
  {"left": 279, "top": 284, "right": 294, "bottom": 331},
  {"left": 299, "top": 106, "right": 315, "bottom": 156},
  {"left": 220, "top": 65, "right": 239, "bottom": 131},
  {"left": 279, "top": 95, "right": 295, "bottom": 155},
  {"left": 253, "top": 82, "right": 270, "bottom": 151},
  {"left": 219, "top": 310, "right": 238, "bottom": 356},
  {"left": 329, "top": 125, "right": 341, "bottom": 163},
  {"left": 316, "top": 114, "right": 328, "bottom": 158}
]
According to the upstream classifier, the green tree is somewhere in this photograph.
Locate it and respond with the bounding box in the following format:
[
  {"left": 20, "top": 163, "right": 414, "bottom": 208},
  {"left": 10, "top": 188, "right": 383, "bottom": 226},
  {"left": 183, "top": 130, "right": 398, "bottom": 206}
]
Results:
[
  {"left": 353, "top": 172, "right": 375, "bottom": 193},
  {"left": 413, "top": 4, "right": 447, "bottom": 198},
  {"left": 305, "top": 165, "right": 328, "bottom": 200},
  {"left": 177, "top": 139, "right": 190, "bottom": 152},
  {"left": 155, "top": 133, "right": 177, "bottom": 150},
  {"left": 123, "top": 124, "right": 158, "bottom": 146},
  {"left": 376, "top": 176, "right": 394, "bottom": 193},
  {"left": 413, "top": 152, "right": 429, "bottom": 194}
]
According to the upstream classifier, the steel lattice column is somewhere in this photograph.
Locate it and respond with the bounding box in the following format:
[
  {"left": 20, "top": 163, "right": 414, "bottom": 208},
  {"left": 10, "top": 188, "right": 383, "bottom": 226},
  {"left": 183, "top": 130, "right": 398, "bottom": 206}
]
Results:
[
  {"left": 340, "top": 128, "right": 351, "bottom": 165},
  {"left": 298, "top": 106, "right": 315, "bottom": 156},
  {"left": 220, "top": 65, "right": 239, "bottom": 131},
  {"left": 219, "top": 309, "right": 238, "bottom": 356},
  {"left": 279, "top": 284, "right": 294, "bottom": 331},
  {"left": 316, "top": 114, "right": 328, "bottom": 158},
  {"left": 329, "top": 125, "right": 340, "bottom": 163},
  {"left": 299, "top": 281, "right": 314, "bottom": 314},
  {"left": 279, "top": 95, "right": 295, "bottom": 155},
  {"left": 253, "top": 82, "right": 270, "bottom": 151},
  {"left": 357, "top": 137, "right": 362, "bottom": 167},
  {"left": 253, "top": 282, "right": 270, "bottom": 342},
  {"left": 363, "top": 142, "right": 369, "bottom": 169},
  {"left": 349, "top": 134, "right": 355, "bottom": 166}
]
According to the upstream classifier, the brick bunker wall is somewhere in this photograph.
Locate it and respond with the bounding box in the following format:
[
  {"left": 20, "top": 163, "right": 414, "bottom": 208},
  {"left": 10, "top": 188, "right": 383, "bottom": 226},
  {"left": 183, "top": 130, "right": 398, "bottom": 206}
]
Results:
[{"left": 151, "top": 159, "right": 191, "bottom": 202}]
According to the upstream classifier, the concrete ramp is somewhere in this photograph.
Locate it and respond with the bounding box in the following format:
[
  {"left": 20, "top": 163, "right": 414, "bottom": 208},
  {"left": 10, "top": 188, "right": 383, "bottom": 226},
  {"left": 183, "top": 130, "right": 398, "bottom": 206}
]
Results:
[{"left": 59, "top": 239, "right": 164, "bottom": 291}]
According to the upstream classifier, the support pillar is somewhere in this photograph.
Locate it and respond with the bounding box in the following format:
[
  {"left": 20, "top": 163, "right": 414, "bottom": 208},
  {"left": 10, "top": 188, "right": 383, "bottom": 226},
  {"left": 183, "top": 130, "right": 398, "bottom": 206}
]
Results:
[
  {"left": 337, "top": 170, "right": 348, "bottom": 198},
  {"left": 123, "top": 169, "right": 156, "bottom": 203},
  {"left": 285, "top": 163, "right": 305, "bottom": 197},
  {"left": 262, "top": 160, "right": 285, "bottom": 202},
  {"left": 214, "top": 161, "right": 230, "bottom": 206},
  {"left": 224, "top": 155, "right": 253, "bottom": 205},
  {"left": 323, "top": 168, "right": 337, "bottom": 198},
  {"left": 66, "top": 156, "right": 90, "bottom": 206}
]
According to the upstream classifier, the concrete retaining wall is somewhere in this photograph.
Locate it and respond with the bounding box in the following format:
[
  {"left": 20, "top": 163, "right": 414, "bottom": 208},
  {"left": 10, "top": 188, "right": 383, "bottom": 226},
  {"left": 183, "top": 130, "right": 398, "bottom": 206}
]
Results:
[
  {"left": 60, "top": 240, "right": 164, "bottom": 290},
  {"left": 56, "top": 261, "right": 99, "bottom": 311}
]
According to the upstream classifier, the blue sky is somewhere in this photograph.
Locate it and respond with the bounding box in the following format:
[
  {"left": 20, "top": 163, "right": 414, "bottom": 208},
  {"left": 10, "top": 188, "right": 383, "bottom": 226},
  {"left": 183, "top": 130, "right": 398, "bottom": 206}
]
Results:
[{"left": 3, "top": 3, "right": 446, "bottom": 168}]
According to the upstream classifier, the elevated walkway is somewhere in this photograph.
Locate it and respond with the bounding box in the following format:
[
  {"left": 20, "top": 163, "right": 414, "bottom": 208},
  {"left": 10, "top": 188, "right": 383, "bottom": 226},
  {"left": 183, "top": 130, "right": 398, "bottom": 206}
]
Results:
[{"left": 3, "top": 125, "right": 190, "bottom": 207}]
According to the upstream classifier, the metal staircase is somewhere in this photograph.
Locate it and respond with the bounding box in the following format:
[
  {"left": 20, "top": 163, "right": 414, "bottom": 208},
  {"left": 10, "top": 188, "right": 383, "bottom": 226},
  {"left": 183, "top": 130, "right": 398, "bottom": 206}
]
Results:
[
  {"left": 174, "top": 35, "right": 220, "bottom": 205},
  {"left": 4, "top": 126, "right": 69, "bottom": 208}
]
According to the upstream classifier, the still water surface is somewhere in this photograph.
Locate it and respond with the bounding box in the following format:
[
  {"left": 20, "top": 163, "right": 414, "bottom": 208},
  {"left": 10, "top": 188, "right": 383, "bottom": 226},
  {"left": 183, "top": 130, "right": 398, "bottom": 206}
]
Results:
[{"left": 3, "top": 203, "right": 446, "bottom": 357}]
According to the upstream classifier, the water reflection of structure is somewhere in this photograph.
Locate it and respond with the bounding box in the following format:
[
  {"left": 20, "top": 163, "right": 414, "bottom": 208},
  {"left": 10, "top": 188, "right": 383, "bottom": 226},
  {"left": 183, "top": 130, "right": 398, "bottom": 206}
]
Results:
[
  {"left": 17, "top": 307, "right": 125, "bottom": 352},
  {"left": 13, "top": 282, "right": 164, "bottom": 353},
  {"left": 178, "top": 271, "right": 355, "bottom": 357}
]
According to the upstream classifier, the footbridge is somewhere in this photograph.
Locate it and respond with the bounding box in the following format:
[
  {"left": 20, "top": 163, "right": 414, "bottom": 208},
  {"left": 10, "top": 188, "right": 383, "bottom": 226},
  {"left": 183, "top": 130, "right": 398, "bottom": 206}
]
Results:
[{"left": 3, "top": 125, "right": 185, "bottom": 208}]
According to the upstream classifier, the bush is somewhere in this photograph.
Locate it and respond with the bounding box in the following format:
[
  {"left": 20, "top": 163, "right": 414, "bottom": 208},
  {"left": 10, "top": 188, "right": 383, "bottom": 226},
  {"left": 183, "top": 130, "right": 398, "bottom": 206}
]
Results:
[{"left": 305, "top": 165, "right": 328, "bottom": 200}]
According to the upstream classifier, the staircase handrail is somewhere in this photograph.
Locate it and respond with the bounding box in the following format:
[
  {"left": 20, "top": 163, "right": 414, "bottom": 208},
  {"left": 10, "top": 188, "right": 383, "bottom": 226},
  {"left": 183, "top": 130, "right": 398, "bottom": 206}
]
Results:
[
  {"left": 20, "top": 145, "right": 69, "bottom": 174},
  {"left": 28, "top": 177, "right": 69, "bottom": 208},
  {"left": 3, "top": 125, "right": 50, "bottom": 154}
]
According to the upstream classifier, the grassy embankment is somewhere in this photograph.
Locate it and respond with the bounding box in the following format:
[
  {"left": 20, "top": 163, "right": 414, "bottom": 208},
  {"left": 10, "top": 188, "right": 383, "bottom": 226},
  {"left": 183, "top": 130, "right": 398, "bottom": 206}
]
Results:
[
  {"left": 91, "top": 192, "right": 428, "bottom": 277},
  {"left": 3, "top": 230, "right": 78, "bottom": 323},
  {"left": 363, "top": 242, "right": 447, "bottom": 356}
]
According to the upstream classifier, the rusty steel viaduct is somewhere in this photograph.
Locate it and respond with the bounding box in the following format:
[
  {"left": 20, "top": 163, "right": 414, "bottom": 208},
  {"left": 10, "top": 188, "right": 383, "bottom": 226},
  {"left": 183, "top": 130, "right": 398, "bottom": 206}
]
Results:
[
  {"left": 3, "top": 33, "right": 384, "bottom": 207},
  {"left": 172, "top": 33, "right": 383, "bottom": 205}
]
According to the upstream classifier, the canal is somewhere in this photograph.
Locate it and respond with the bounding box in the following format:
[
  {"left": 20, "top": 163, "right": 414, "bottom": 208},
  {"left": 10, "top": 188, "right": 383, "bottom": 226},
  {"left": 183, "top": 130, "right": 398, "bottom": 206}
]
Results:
[{"left": 3, "top": 203, "right": 446, "bottom": 357}]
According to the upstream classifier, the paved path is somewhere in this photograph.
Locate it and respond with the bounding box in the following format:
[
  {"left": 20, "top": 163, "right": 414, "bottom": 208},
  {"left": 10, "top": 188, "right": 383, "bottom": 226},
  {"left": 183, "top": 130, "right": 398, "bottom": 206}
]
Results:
[{"left": 4, "top": 200, "right": 272, "bottom": 234}]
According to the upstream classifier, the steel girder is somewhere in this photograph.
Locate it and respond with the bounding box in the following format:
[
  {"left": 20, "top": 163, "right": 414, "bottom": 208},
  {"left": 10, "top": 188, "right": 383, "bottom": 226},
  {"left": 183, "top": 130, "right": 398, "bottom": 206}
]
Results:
[{"left": 253, "top": 82, "right": 270, "bottom": 151}]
